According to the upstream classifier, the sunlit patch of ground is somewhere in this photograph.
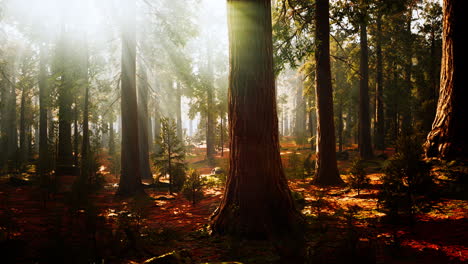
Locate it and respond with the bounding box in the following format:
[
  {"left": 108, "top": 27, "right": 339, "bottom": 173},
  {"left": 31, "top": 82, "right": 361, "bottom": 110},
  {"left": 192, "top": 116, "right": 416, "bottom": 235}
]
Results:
[{"left": 0, "top": 145, "right": 466, "bottom": 263}]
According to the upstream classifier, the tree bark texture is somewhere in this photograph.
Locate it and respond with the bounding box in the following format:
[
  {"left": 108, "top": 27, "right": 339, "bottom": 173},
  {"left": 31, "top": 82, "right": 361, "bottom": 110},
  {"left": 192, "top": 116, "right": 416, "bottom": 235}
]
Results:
[
  {"left": 211, "top": 0, "right": 303, "bottom": 239},
  {"left": 117, "top": 0, "right": 144, "bottom": 196},
  {"left": 425, "top": 0, "right": 468, "bottom": 159},
  {"left": 358, "top": 20, "right": 373, "bottom": 159},
  {"left": 374, "top": 14, "right": 385, "bottom": 151},
  {"left": 313, "top": 0, "right": 343, "bottom": 185}
]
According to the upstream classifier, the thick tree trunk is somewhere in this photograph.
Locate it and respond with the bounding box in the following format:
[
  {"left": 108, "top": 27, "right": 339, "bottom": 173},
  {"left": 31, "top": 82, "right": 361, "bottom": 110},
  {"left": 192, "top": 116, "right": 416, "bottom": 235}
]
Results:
[
  {"left": 137, "top": 64, "right": 152, "bottom": 179},
  {"left": 358, "top": 20, "right": 373, "bottom": 159},
  {"left": 374, "top": 14, "right": 385, "bottom": 151},
  {"left": 117, "top": 0, "right": 144, "bottom": 196},
  {"left": 425, "top": 0, "right": 468, "bottom": 159},
  {"left": 313, "top": 0, "right": 343, "bottom": 186},
  {"left": 211, "top": 0, "right": 303, "bottom": 239}
]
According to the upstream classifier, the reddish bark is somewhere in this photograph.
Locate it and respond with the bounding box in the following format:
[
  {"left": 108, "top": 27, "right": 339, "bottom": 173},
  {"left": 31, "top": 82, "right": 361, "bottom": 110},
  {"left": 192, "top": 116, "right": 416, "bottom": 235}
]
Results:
[
  {"left": 117, "top": 0, "right": 144, "bottom": 197},
  {"left": 313, "top": 0, "right": 343, "bottom": 186},
  {"left": 425, "top": 0, "right": 468, "bottom": 159},
  {"left": 211, "top": 0, "right": 303, "bottom": 239}
]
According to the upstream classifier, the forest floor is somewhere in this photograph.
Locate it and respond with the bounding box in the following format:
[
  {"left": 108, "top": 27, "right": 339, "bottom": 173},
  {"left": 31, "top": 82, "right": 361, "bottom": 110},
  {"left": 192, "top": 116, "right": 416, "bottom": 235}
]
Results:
[{"left": 0, "top": 141, "right": 467, "bottom": 263}]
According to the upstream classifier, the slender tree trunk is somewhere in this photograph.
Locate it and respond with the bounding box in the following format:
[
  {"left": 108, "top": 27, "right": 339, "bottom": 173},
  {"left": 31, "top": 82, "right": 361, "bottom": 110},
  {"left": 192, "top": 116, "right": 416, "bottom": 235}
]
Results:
[
  {"left": 220, "top": 117, "right": 224, "bottom": 157},
  {"left": 117, "top": 0, "right": 144, "bottom": 196},
  {"left": 294, "top": 75, "right": 306, "bottom": 144},
  {"left": 108, "top": 121, "right": 115, "bottom": 155},
  {"left": 402, "top": 10, "right": 413, "bottom": 133},
  {"left": 19, "top": 78, "right": 29, "bottom": 165},
  {"left": 176, "top": 82, "right": 183, "bottom": 141},
  {"left": 73, "top": 101, "right": 79, "bottom": 167},
  {"left": 313, "top": 0, "right": 343, "bottom": 185},
  {"left": 206, "top": 71, "right": 216, "bottom": 159},
  {"left": 374, "top": 13, "right": 385, "bottom": 151},
  {"left": 137, "top": 64, "right": 152, "bottom": 179},
  {"left": 307, "top": 96, "right": 315, "bottom": 152},
  {"left": 154, "top": 80, "right": 162, "bottom": 153},
  {"left": 211, "top": 0, "right": 303, "bottom": 240},
  {"left": 425, "top": 0, "right": 468, "bottom": 159},
  {"left": 57, "top": 28, "right": 74, "bottom": 169},
  {"left": 337, "top": 98, "right": 343, "bottom": 153},
  {"left": 38, "top": 46, "right": 49, "bottom": 172},
  {"left": 358, "top": 19, "right": 373, "bottom": 159},
  {"left": 7, "top": 65, "right": 18, "bottom": 164},
  {"left": 80, "top": 38, "right": 90, "bottom": 183}
]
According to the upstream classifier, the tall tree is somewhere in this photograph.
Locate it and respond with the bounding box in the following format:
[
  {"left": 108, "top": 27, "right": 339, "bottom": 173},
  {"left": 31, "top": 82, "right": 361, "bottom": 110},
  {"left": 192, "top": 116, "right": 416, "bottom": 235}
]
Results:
[
  {"left": 424, "top": 0, "right": 468, "bottom": 159},
  {"left": 80, "top": 36, "right": 90, "bottom": 183},
  {"left": 374, "top": 12, "right": 385, "bottom": 151},
  {"left": 358, "top": 6, "right": 373, "bottom": 159},
  {"left": 38, "top": 42, "right": 50, "bottom": 174},
  {"left": 205, "top": 42, "right": 216, "bottom": 160},
  {"left": 313, "top": 0, "right": 343, "bottom": 185},
  {"left": 117, "top": 0, "right": 144, "bottom": 196},
  {"left": 294, "top": 74, "right": 307, "bottom": 145},
  {"left": 211, "top": 0, "right": 303, "bottom": 239},
  {"left": 56, "top": 26, "right": 74, "bottom": 170}
]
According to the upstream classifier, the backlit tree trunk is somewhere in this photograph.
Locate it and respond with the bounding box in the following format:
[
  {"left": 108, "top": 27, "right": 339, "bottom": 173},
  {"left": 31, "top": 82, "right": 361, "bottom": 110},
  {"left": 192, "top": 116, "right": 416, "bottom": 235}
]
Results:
[
  {"left": 211, "top": 0, "right": 303, "bottom": 239},
  {"left": 313, "top": 0, "right": 343, "bottom": 185},
  {"left": 117, "top": 0, "right": 144, "bottom": 196},
  {"left": 424, "top": 0, "right": 468, "bottom": 159},
  {"left": 374, "top": 13, "right": 385, "bottom": 151}
]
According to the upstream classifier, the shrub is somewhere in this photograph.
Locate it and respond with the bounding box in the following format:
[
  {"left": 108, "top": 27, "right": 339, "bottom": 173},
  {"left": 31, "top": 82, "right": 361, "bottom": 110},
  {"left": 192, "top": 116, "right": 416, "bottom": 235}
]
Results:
[
  {"left": 378, "top": 135, "right": 435, "bottom": 221},
  {"left": 286, "top": 151, "right": 304, "bottom": 179},
  {"left": 182, "top": 169, "right": 204, "bottom": 204},
  {"left": 303, "top": 153, "right": 315, "bottom": 180},
  {"left": 347, "top": 159, "right": 370, "bottom": 195}
]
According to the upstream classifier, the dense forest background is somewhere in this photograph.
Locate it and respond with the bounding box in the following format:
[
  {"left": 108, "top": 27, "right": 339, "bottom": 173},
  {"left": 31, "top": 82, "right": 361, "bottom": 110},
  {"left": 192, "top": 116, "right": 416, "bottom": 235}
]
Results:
[{"left": 0, "top": 0, "right": 466, "bottom": 263}]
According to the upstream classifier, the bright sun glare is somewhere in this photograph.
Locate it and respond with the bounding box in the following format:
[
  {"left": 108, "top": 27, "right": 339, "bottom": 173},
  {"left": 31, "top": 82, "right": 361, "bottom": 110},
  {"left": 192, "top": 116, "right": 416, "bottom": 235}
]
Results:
[
  {"left": 7, "top": 0, "right": 226, "bottom": 38},
  {"left": 9, "top": 0, "right": 115, "bottom": 35}
]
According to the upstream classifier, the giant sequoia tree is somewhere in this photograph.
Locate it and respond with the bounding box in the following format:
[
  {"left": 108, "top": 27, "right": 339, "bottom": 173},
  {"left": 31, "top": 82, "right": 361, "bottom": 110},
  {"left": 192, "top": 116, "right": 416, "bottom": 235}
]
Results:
[
  {"left": 313, "top": 0, "right": 343, "bottom": 186},
  {"left": 211, "top": 0, "right": 303, "bottom": 238},
  {"left": 117, "top": 0, "right": 144, "bottom": 196},
  {"left": 424, "top": 0, "right": 468, "bottom": 160}
]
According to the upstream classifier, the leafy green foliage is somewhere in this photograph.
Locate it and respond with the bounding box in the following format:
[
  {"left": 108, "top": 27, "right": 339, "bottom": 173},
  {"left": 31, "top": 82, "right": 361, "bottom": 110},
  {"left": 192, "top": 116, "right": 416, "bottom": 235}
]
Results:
[
  {"left": 347, "top": 159, "right": 370, "bottom": 195},
  {"left": 153, "top": 117, "right": 186, "bottom": 193},
  {"left": 378, "top": 135, "right": 435, "bottom": 221},
  {"left": 303, "top": 153, "right": 315, "bottom": 179},
  {"left": 182, "top": 169, "right": 204, "bottom": 205},
  {"left": 286, "top": 151, "right": 304, "bottom": 180}
]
